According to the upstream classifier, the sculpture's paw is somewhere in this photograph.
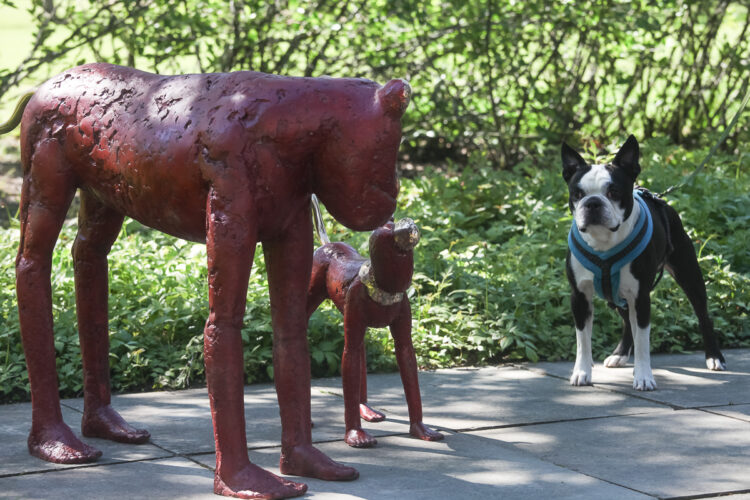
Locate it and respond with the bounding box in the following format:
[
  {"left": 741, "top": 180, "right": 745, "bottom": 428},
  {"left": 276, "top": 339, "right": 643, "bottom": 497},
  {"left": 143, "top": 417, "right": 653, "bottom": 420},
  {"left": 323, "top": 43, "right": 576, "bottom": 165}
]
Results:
[
  {"left": 359, "top": 403, "right": 386, "bottom": 423},
  {"left": 280, "top": 444, "right": 359, "bottom": 481},
  {"left": 569, "top": 369, "right": 592, "bottom": 386},
  {"left": 214, "top": 464, "right": 307, "bottom": 499},
  {"left": 82, "top": 404, "right": 150, "bottom": 444},
  {"left": 410, "top": 422, "right": 443, "bottom": 442},
  {"left": 345, "top": 428, "right": 377, "bottom": 448},
  {"left": 28, "top": 423, "right": 102, "bottom": 464},
  {"left": 633, "top": 373, "right": 657, "bottom": 391},
  {"left": 706, "top": 357, "right": 727, "bottom": 371},
  {"left": 603, "top": 354, "right": 629, "bottom": 368}
]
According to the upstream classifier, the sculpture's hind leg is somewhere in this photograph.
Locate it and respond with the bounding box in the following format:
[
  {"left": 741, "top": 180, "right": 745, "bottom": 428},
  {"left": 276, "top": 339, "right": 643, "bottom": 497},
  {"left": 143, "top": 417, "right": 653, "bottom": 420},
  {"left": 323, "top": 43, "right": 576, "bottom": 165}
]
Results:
[
  {"left": 73, "top": 190, "right": 150, "bottom": 444},
  {"left": 16, "top": 139, "right": 101, "bottom": 463}
]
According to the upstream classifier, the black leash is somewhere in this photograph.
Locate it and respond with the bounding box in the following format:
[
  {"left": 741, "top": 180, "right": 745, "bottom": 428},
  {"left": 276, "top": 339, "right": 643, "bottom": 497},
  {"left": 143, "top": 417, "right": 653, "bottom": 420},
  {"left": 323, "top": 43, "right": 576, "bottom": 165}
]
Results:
[{"left": 659, "top": 86, "right": 750, "bottom": 197}]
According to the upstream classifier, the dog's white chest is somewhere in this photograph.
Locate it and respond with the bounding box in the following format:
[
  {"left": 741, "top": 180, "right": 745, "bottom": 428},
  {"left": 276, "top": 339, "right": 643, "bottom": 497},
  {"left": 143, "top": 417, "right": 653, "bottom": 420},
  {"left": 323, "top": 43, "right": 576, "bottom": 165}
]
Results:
[{"left": 570, "top": 254, "right": 639, "bottom": 305}]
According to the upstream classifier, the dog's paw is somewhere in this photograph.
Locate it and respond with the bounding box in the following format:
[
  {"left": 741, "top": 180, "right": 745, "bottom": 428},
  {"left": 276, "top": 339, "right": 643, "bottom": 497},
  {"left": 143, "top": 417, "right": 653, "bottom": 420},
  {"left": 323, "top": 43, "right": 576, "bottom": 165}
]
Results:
[
  {"left": 570, "top": 370, "right": 592, "bottom": 386},
  {"left": 633, "top": 374, "right": 657, "bottom": 391},
  {"left": 706, "top": 357, "right": 727, "bottom": 371},
  {"left": 603, "top": 354, "right": 629, "bottom": 368}
]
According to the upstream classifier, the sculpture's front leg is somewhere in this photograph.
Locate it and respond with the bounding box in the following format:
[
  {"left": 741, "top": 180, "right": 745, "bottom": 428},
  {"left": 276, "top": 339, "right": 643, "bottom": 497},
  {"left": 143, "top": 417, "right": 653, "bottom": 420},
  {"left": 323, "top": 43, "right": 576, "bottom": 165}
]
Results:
[
  {"left": 390, "top": 302, "right": 443, "bottom": 442},
  {"left": 263, "top": 210, "right": 358, "bottom": 481},
  {"left": 204, "top": 187, "right": 307, "bottom": 499},
  {"left": 341, "top": 293, "right": 377, "bottom": 448}
]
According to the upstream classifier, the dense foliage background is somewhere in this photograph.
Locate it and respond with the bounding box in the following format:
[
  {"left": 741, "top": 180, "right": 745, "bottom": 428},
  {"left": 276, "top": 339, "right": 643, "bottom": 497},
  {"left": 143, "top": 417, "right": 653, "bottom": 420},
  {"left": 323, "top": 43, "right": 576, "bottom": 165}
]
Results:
[
  {"left": 1, "top": 0, "right": 749, "bottom": 164},
  {"left": 0, "top": 1, "right": 748, "bottom": 401}
]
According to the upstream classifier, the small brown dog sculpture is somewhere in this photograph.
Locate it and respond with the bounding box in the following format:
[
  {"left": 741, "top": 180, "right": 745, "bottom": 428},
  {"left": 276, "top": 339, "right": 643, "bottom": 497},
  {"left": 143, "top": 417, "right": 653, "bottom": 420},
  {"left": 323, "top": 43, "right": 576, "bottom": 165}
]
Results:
[
  {"left": 306, "top": 196, "right": 443, "bottom": 448},
  {"left": 3, "top": 62, "right": 410, "bottom": 499}
]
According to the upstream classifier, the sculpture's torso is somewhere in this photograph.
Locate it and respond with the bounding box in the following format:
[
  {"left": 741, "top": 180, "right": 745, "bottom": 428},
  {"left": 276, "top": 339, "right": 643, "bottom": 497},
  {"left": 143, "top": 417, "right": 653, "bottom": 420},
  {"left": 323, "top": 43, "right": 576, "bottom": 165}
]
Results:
[{"left": 20, "top": 63, "right": 345, "bottom": 242}]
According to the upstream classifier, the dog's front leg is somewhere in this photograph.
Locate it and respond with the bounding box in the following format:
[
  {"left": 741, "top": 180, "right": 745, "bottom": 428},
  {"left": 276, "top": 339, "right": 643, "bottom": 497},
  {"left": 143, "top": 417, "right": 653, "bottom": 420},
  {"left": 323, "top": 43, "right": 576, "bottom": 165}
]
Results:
[
  {"left": 570, "top": 285, "right": 594, "bottom": 386},
  {"left": 264, "top": 211, "right": 358, "bottom": 481},
  {"left": 630, "top": 293, "right": 657, "bottom": 391}
]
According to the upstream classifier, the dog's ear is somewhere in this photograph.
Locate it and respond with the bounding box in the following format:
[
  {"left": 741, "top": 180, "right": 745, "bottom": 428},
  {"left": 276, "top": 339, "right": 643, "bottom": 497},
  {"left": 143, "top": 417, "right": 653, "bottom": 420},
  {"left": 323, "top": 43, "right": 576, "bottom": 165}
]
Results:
[
  {"left": 561, "top": 143, "right": 586, "bottom": 183},
  {"left": 613, "top": 135, "right": 641, "bottom": 181}
]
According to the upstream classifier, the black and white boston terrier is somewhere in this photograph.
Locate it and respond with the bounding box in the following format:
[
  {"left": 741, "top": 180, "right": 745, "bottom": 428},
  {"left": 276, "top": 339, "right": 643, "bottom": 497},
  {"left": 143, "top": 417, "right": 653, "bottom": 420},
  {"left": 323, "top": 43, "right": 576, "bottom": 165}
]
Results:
[{"left": 561, "top": 135, "right": 726, "bottom": 391}]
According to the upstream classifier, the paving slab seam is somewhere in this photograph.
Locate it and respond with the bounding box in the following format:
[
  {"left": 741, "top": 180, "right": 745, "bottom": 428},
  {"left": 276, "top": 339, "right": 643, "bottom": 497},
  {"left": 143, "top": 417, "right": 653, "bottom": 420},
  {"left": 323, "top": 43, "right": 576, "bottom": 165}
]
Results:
[
  {"left": 0, "top": 454, "right": 175, "bottom": 480},
  {"left": 660, "top": 487, "right": 750, "bottom": 500},
  {"left": 60, "top": 401, "right": 83, "bottom": 413},
  {"left": 695, "top": 407, "right": 750, "bottom": 424},
  {"left": 512, "top": 363, "right": 688, "bottom": 410},
  {"left": 146, "top": 441, "right": 217, "bottom": 472},
  {"left": 520, "top": 452, "right": 658, "bottom": 498},
  {"left": 448, "top": 410, "right": 662, "bottom": 435}
]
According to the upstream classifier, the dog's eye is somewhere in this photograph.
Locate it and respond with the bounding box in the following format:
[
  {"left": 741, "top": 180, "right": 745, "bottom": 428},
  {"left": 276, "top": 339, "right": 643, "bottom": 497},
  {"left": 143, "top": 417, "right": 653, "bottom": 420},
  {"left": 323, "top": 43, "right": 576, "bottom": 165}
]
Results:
[
  {"left": 606, "top": 189, "right": 620, "bottom": 201},
  {"left": 572, "top": 189, "right": 584, "bottom": 201}
]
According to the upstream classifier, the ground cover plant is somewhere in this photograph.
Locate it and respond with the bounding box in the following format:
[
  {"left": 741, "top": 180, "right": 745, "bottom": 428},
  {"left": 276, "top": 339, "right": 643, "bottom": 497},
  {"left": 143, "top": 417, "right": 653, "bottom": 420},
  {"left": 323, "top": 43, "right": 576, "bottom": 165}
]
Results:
[{"left": 0, "top": 137, "right": 747, "bottom": 402}]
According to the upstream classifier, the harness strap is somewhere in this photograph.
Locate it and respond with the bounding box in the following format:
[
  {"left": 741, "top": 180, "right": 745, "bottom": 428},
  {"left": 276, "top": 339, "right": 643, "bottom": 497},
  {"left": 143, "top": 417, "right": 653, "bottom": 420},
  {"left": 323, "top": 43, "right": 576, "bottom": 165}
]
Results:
[{"left": 569, "top": 191, "right": 653, "bottom": 308}]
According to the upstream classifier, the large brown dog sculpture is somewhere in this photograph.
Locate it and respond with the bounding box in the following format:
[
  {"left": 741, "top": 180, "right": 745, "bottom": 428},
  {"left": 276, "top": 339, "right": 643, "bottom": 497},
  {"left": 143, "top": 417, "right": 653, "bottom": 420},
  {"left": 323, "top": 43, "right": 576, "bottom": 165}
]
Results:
[
  {"left": 306, "top": 199, "right": 443, "bottom": 448},
  {"left": 4, "top": 63, "right": 409, "bottom": 499}
]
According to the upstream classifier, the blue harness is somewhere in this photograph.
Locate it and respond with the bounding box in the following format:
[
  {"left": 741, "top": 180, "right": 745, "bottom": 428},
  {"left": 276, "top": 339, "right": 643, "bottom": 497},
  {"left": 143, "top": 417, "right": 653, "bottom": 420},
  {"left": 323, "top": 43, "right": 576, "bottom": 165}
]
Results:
[{"left": 568, "top": 191, "right": 653, "bottom": 308}]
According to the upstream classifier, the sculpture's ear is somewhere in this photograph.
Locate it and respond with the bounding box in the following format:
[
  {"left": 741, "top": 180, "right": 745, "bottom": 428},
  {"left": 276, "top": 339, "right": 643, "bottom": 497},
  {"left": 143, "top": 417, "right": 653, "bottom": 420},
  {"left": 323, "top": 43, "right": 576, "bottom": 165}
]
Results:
[
  {"left": 377, "top": 79, "right": 411, "bottom": 118},
  {"left": 561, "top": 142, "right": 586, "bottom": 183},
  {"left": 612, "top": 134, "right": 641, "bottom": 181}
]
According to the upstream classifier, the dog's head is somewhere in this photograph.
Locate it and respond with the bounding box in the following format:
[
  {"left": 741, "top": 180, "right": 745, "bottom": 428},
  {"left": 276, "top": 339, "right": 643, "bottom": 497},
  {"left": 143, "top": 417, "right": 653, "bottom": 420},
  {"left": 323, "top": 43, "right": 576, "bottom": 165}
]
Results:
[
  {"left": 561, "top": 135, "right": 641, "bottom": 235},
  {"left": 368, "top": 218, "right": 419, "bottom": 293}
]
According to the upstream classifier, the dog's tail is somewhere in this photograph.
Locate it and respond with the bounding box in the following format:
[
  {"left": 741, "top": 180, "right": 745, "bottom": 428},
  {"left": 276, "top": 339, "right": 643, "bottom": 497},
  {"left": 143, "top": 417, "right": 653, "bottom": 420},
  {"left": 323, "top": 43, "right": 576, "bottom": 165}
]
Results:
[
  {"left": 0, "top": 91, "right": 35, "bottom": 135},
  {"left": 311, "top": 194, "right": 330, "bottom": 245}
]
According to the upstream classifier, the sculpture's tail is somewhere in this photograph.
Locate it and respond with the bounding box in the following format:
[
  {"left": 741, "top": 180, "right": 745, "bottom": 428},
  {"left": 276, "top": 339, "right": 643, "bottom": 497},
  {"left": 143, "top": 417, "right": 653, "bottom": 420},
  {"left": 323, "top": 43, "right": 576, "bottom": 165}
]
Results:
[
  {"left": 311, "top": 194, "right": 330, "bottom": 245},
  {"left": 0, "top": 91, "right": 35, "bottom": 135}
]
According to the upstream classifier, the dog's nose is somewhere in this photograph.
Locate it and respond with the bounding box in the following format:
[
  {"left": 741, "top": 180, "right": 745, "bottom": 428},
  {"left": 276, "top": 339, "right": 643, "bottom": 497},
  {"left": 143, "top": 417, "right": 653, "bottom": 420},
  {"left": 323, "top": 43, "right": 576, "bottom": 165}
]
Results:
[{"left": 583, "top": 197, "right": 603, "bottom": 209}]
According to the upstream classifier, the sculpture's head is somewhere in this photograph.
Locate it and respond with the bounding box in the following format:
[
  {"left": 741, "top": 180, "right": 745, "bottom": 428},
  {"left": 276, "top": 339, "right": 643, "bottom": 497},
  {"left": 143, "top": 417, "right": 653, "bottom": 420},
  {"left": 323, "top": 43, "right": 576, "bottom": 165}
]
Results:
[
  {"left": 369, "top": 218, "right": 419, "bottom": 293},
  {"left": 313, "top": 79, "right": 411, "bottom": 231}
]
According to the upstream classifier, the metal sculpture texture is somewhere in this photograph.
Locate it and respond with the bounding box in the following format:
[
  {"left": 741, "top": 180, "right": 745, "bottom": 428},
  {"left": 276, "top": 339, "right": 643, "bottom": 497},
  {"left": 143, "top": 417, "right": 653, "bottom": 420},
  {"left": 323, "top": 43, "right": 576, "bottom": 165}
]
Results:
[
  {"left": 307, "top": 199, "right": 443, "bottom": 448},
  {"left": 4, "top": 62, "right": 410, "bottom": 499}
]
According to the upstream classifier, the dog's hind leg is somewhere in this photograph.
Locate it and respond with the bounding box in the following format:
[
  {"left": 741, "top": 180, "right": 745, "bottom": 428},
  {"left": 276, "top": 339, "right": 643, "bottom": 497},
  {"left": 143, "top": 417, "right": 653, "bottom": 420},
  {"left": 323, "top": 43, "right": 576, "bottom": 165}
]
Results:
[
  {"left": 73, "top": 190, "right": 150, "bottom": 444},
  {"left": 16, "top": 139, "right": 102, "bottom": 463},
  {"left": 603, "top": 307, "right": 633, "bottom": 368},
  {"left": 665, "top": 215, "right": 726, "bottom": 371}
]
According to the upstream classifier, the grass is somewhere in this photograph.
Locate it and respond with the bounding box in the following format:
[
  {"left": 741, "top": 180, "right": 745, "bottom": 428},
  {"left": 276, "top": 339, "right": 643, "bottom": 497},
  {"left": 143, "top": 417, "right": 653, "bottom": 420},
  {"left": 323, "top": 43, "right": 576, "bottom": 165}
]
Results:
[{"left": 0, "top": 136, "right": 747, "bottom": 402}]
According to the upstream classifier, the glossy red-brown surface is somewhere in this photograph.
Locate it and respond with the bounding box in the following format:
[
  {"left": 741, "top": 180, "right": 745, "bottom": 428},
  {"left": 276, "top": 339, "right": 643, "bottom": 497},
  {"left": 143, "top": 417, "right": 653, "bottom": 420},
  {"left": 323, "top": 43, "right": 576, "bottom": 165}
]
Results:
[
  {"left": 306, "top": 221, "right": 442, "bottom": 448},
  {"left": 15, "top": 63, "right": 409, "bottom": 498}
]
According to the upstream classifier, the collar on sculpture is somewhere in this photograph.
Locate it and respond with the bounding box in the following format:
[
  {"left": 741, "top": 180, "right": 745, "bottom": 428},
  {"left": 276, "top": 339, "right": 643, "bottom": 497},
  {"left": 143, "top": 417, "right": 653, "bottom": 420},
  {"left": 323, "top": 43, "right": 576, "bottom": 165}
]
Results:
[
  {"left": 358, "top": 261, "right": 404, "bottom": 306},
  {"left": 568, "top": 190, "right": 653, "bottom": 308}
]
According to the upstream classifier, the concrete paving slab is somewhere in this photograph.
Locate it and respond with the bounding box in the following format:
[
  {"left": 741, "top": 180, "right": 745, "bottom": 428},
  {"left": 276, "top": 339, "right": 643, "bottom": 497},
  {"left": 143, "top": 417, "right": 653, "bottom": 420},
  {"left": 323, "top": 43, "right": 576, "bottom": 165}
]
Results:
[
  {"left": 528, "top": 348, "right": 750, "bottom": 408},
  {"left": 474, "top": 408, "right": 750, "bottom": 498},
  {"left": 192, "top": 432, "right": 651, "bottom": 499},
  {"left": 62, "top": 383, "right": 409, "bottom": 455},
  {"left": 0, "top": 401, "right": 170, "bottom": 477},
  {"left": 0, "top": 457, "right": 216, "bottom": 499},
  {"left": 314, "top": 366, "right": 665, "bottom": 432}
]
